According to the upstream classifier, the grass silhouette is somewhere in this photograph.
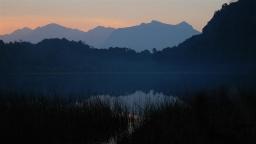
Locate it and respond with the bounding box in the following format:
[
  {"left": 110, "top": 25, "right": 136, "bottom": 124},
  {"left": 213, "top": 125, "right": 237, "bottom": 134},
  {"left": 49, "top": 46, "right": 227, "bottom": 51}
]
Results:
[
  {"left": 0, "top": 91, "right": 129, "bottom": 144},
  {"left": 118, "top": 89, "right": 256, "bottom": 144},
  {"left": 1, "top": 89, "right": 256, "bottom": 144}
]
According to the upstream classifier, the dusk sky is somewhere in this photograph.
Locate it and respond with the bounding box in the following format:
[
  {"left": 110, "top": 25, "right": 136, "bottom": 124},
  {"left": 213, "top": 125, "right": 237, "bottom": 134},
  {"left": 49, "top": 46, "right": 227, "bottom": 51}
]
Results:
[{"left": 0, "top": 0, "right": 230, "bottom": 35}]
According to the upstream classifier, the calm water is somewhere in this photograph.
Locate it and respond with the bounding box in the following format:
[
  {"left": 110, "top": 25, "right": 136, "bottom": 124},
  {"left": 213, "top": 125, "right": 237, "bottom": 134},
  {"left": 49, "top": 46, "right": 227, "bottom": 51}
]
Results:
[{"left": 0, "top": 73, "right": 253, "bottom": 97}]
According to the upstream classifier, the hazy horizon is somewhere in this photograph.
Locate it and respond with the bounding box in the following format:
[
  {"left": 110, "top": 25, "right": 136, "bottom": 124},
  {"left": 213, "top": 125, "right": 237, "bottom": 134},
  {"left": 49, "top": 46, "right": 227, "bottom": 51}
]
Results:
[
  {"left": 0, "top": 20, "right": 196, "bottom": 35},
  {"left": 0, "top": 0, "right": 231, "bottom": 35}
]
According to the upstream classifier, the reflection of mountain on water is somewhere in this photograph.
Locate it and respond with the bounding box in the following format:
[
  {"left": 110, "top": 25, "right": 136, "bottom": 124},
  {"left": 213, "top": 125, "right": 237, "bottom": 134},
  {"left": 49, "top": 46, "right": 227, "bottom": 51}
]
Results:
[
  {"left": 93, "top": 90, "right": 179, "bottom": 113},
  {"left": 0, "top": 73, "right": 254, "bottom": 97}
]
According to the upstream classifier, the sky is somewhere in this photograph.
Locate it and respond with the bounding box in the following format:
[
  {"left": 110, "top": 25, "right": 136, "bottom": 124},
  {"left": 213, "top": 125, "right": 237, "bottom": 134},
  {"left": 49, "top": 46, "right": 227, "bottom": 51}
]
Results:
[{"left": 0, "top": 0, "right": 230, "bottom": 35}]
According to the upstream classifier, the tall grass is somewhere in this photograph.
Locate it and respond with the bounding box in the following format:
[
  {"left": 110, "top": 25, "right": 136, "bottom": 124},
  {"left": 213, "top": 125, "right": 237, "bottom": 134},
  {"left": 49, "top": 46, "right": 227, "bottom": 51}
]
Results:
[
  {"left": 118, "top": 89, "right": 256, "bottom": 144},
  {"left": 1, "top": 89, "right": 256, "bottom": 144},
  {"left": 0, "top": 91, "right": 129, "bottom": 144}
]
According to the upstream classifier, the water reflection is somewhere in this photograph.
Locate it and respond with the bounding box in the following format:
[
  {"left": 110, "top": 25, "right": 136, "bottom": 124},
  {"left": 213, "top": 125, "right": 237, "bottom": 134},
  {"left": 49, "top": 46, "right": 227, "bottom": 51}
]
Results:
[{"left": 89, "top": 90, "right": 179, "bottom": 113}]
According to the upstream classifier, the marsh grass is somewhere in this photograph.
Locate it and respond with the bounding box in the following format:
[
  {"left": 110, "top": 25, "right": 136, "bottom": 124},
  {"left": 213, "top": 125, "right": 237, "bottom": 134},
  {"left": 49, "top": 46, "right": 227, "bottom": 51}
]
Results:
[
  {"left": 1, "top": 89, "right": 256, "bottom": 144},
  {"left": 118, "top": 89, "right": 256, "bottom": 144},
  {"left": 0, "top": 91, "right": 129, "bottom": 144}
]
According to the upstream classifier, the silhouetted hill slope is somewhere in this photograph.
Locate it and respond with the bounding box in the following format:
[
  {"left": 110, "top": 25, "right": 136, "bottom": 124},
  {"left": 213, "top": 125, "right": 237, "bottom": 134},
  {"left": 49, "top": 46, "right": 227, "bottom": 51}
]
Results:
[
  {"left": 103, "top": 20, "right": 199, "bottom": 51},
  {"left": 0, "top": 38, "right": 157, "bottom": 73},
  {"left": 156, "top": 0, "right": 256, "bottom": 72}
]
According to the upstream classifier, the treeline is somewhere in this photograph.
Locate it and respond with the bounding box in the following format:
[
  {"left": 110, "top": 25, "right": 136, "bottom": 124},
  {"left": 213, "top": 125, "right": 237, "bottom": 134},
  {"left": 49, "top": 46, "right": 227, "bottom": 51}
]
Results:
[
  {"left": 0, "top": 37, "right": 254, "bottom": 74},
  {"left": 0, "top": 39, "right": 158, "bottom": 73}
]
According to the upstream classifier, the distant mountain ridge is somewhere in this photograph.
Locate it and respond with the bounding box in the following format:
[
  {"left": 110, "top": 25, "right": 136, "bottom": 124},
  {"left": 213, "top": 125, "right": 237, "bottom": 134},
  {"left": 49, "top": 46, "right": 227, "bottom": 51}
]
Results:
[
  {"left": 103, "top": 20, "right": 199, "bottom": 51},
  {"left": 0, "top": 0, "right": 255, "bottom": 74},
  {"left": 0, "top": 21, "right": 199, "bottom": 51},
  {"left": 0, "top": 23, "right": 115, "bottom": 48}
]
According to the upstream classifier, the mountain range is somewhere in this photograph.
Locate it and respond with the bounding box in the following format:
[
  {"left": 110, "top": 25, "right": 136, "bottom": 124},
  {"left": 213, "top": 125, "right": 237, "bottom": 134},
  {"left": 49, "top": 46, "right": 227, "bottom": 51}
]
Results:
[
  {"left": 0, "top": 21, "right": 199, "bottom": 51},
  {"left": 0, "top": 0, "right": 255, "bottom": 74},
  {"left": 0, "top": 24, "right": 114, "bottom": 49},
  {"left": 103, "top": 21, "right": 199, "bottom": 51}
]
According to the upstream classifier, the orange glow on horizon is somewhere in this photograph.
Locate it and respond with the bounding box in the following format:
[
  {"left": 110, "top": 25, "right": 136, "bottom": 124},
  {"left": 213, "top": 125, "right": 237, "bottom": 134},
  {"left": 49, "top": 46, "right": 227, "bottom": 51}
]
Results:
[
  {"left": 0, "top": 0, "right": 229, "bottom": 35},
  {"left": 0, "top": 16, "right": 140, "bottom": 35},
  {"left": 0, "top": 16, "right": 206, "bottom": 35}
]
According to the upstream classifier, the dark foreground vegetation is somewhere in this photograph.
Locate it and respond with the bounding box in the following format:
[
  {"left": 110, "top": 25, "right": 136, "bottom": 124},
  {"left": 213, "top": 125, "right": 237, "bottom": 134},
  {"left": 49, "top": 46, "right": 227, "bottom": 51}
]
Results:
[
  {"left": 0, "top": 89, "right": 256, "bottom": 144},
  {"left": 118, "top": 89, "right": 256, "bottom": 144},
  {"left": 0, "top": 92, "right": 129, "bottom": 144}
]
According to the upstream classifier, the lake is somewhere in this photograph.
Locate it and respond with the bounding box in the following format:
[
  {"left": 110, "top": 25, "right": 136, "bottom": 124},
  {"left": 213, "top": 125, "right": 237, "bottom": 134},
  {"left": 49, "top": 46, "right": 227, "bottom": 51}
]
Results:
[{"left": 0, "top": 73, "right": 253, "bottom": 97}]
